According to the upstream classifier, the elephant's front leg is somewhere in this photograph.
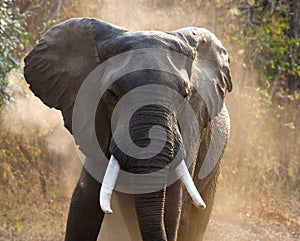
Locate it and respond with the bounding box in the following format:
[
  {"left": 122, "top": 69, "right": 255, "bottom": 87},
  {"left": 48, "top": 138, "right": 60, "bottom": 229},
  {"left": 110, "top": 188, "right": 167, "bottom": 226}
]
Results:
[
  {"left": 116, "top": 192, "right": 141, "bottom": 240},
  {"left": 177, "top": 166, "right": 220, "bottom": 241},
  {"left": 65, "top": 167, "right": 104, "bottom": 241}
]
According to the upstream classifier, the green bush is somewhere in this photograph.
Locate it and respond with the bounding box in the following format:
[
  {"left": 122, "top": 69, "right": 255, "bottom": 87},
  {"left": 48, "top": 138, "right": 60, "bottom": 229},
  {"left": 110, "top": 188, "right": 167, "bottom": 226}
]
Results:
[{"left": 0, "top": 0, "right": 27, "bottom": 107}]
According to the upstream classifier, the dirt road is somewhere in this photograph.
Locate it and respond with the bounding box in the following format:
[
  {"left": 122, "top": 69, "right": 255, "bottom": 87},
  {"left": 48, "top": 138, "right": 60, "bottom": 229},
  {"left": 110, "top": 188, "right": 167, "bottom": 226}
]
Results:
[{"left": 97, "top": 189, "right": 300, "bottom": 241}]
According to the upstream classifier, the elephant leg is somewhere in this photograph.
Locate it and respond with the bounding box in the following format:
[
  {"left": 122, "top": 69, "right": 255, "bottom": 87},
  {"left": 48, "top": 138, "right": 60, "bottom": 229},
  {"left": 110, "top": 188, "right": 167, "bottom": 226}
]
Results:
[
  {"left": 65, "top": 167, "right": 104, "bottom": 241},
  {"left": 116, "top": 192, "right": 141, "bottom": 240},
  {"left": 164, "top": 180, "right": 182, "bottom": 241},
  {"left": 177, "top": 169, "right": 219, "bottom": 241}
]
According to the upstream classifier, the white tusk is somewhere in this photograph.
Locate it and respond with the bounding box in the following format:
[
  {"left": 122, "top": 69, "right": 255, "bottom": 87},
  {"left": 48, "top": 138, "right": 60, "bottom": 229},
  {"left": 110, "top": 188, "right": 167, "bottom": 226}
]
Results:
[
  {"left": 175, "top": 159, "right": 206, "bottom": 210},
  {"left": 99, "top": 155, "right": 120, "bottom": 214}
]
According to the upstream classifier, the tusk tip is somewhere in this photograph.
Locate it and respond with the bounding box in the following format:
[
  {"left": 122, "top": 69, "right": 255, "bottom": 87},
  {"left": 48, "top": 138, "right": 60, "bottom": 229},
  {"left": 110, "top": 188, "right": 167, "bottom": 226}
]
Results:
[
  {"left": 193, "top": 202, "right": 206, "bottom": 210},
  {"left": 192, "top": 195, "right": 206, "bottom": 210},
  {"left": 198, "top": 203, "right": 206, "bottom": 210},
  {"left": 102, "top": 207, "right": 113, "bottom": 214}
]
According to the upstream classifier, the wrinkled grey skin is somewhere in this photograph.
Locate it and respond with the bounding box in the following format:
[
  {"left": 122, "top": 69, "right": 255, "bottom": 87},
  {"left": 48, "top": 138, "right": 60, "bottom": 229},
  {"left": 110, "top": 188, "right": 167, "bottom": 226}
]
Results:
[{"left": 24, "top": 18, "right": 232, "bottom": 241}]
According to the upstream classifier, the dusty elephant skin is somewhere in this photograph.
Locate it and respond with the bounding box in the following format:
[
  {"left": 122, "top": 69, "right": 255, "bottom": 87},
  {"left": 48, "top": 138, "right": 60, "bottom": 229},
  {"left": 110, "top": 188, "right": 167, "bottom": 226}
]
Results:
[{"left": 23, "top": 18, "right": 232, "bottom": 241}]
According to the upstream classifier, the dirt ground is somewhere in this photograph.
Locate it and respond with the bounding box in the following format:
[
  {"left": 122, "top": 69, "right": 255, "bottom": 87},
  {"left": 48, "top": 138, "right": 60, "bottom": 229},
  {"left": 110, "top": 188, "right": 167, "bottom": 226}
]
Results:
[
  {"left": 1, "top": 180, "right": 299, "bottom": 241},
  {"left": 97, "top": 188, "right": 300, "bottom": 241},
  {"left": 205, "top": 191, "right": 300, "bottom": 241}
]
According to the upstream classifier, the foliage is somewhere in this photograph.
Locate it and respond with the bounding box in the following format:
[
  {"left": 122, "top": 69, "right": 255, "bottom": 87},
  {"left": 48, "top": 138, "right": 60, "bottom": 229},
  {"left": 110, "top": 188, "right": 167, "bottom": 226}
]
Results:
[
  {"left": 0, "top": 0, "right": 27, "bottom": 107},
  {"left": 223, "top": 0, "right": 300, "bottom": 95}
]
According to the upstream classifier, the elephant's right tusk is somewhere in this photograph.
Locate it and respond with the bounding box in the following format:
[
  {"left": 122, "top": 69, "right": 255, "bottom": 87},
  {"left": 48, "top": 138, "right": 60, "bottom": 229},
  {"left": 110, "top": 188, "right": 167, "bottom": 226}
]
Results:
[
  {"left": 99, "top": 155, "right": 120, "bottom": 214},
  {"left": 176, "top": 160, "right": 206, "bottom": 210}
]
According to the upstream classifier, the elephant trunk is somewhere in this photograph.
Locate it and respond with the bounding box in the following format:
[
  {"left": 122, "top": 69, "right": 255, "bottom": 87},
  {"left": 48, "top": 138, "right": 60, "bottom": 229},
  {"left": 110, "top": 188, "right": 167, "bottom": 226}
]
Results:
[
  {"left": 126, "top": 146, "right": 170, "bottom": 241},
  {"left": 134, "top": 189, "right": 168, "bottom": 241}
]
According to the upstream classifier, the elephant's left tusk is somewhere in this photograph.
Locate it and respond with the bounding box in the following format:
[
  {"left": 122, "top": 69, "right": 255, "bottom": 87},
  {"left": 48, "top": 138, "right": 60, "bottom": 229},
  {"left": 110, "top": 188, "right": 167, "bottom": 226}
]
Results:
[
  {"left": 99, "top": 155, "right": 120, "bottom": 214},
  {"left": 176, "top": 160, "right": 206, "bottom": 210}
]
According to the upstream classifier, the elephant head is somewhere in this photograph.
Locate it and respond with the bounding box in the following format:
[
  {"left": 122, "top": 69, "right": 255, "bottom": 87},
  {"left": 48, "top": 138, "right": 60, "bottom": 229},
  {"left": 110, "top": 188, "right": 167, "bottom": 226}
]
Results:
[{"left": 24, "top": 18, "right": 232, "bottom": 241}]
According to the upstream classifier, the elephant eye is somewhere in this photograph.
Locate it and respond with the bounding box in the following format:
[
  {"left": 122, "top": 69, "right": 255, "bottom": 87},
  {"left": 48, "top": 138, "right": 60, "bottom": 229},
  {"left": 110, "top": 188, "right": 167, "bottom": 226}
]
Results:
[
  {"left": 183, "top": 91, "right": 188, "bottom": 98},
  {"left": 182, "top": 81, "right": 191, "bottom": 99},
  {"left": 107, "top": 88, "right": 118, "bottom": 101}
]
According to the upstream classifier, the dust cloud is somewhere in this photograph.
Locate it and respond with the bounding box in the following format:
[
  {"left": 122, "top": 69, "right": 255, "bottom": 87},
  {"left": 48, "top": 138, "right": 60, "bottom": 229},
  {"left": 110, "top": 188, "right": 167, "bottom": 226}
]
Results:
[
  {"left": 81, "top": 0, "right": 215, "bottom": 31},
  {"left": 3, "top": 71, "right": 81, "bottom": 193},
  {"left": 4, "top": 71, "right": 66, "bottom": 144}
]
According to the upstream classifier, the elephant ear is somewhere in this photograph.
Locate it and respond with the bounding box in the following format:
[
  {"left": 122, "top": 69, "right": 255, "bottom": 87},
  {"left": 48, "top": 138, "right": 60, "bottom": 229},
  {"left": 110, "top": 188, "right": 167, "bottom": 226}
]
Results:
[
  {"left": 170, "top": 27, "right": 232, "bottom": 99},
  {"left": 24, "top": 18, "right": 126, "bottom": 133}
]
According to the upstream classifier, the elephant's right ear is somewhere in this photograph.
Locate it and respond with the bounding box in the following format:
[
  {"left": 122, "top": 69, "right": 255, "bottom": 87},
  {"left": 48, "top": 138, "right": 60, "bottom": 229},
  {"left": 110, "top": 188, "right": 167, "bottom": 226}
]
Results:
[
  {"left": 24, "top": 18, "right": 126, "bottom": 133},
  {"left": 169, "top": 27, "right": 232, "bottom": 99}
]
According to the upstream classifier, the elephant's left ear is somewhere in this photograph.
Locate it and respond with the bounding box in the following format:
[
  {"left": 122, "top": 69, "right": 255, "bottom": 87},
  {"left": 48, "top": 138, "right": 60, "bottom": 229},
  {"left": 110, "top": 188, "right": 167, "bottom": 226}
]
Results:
[
  {"left": 24, "top": 18, "right": 126, "bottom": 133},
  {"left": 170, "top": 27, "right": 232, "bottom": 98}
]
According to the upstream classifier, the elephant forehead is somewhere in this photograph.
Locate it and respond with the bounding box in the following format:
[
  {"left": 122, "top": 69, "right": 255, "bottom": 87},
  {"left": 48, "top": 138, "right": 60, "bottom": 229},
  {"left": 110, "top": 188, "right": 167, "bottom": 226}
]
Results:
[
  {"left": 112, "top": 70, "right": 189, "bottom": 96},
  {"left": 96, "top": 30, "right": 195, "bottom": 62}
]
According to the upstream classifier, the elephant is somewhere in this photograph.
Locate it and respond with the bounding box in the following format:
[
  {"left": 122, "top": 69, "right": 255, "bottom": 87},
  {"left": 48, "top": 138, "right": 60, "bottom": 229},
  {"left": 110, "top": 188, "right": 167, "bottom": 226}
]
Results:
[{"left": 23, "top": 18, "right": 232, "bottom": 241}]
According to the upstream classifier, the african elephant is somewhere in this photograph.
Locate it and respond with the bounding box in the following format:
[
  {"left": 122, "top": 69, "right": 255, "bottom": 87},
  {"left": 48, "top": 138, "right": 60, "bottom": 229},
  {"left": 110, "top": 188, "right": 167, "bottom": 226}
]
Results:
[{"left": 24, "top": 18, "right": 232, "bottom": 241}]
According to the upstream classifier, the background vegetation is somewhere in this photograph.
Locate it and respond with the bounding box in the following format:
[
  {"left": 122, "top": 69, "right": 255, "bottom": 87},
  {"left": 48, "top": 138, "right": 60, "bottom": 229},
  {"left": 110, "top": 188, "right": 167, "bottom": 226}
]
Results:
[{"left": 0, "top": 0, "right": 299, "bottom": 240}]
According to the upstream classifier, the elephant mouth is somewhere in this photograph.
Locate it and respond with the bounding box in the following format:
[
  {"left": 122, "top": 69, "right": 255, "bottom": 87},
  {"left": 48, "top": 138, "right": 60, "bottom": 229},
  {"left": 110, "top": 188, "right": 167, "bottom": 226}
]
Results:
[{"left": 99, "top": 154, "right": 206, "bottom": 214}]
